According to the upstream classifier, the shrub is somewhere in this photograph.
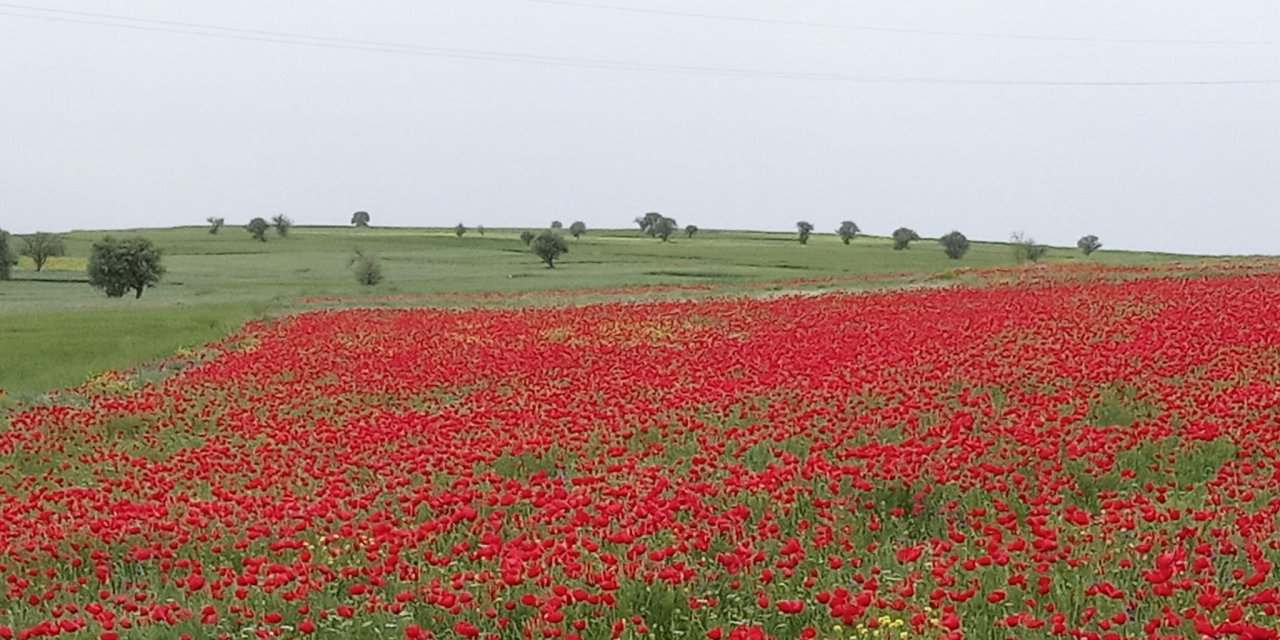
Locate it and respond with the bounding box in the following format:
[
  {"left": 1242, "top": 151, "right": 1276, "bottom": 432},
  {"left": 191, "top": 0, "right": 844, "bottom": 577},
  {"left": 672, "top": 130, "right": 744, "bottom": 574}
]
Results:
[
  {"left": 351, "top": 211, "right": 370, "bottom": 227},
  {"left": 531, "top": 231, "right": 568, "bottom": 268},
  {"left": 20, "top": 232, "right": 65, "bottom": 272},
  {"left": 0, "top": 229, "right": 17, "bottom": 280},
  {"left": 271, "top": 214, "right": 293, "bottom": 238},
  {"left": 569, "top": 221, "right": 586, "bottom": 238},
  {"left": 550, "top": 220, "right": 563, "bottom": 230},
  {"left": 520, "top": 231, "right": 536, "bottom": 246},
  {"left": 939, "top": 231, "right": 970, "bottom": 260},
  {"left": 455, "top": 223, "right": 467, "bottom": 238},
  {"left": 685, "top": 225, "right": 698, "bottom": 239},
  {"left": 836, "top": 221, "right": 860, "bottom": 245},
  {"left": 1078, "top": 235, "right": 1102, "bottom": 256},
  {"left": 1011, "top": 232, "right": 1048, "bottom": 264},
  {"left": 796, "top": 221, "right": 814, "bottom": 245},
  {"left": 207, "top": 217, "right": 225, "bottom": 234},
  {"left": 349, "top": 250, "right": 383, "bottom": 285},
  {"left": 477, "top": 225, "right": 486, "bottom": 236},
  {"left": 87, "top": 236, "right": 164, "bottom": 298},
  {"left": 246, "top": 217, "right": 270, "bottom": 242},
  {"left": 892, "top": 227, "right": 920, "bottom": 251}
]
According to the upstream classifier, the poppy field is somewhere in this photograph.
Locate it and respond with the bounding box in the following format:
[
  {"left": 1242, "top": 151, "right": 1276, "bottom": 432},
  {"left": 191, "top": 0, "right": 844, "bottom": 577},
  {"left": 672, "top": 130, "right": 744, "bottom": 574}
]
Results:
[{"left": 4, "top": 267, "right": 1280, "bottom": 640}]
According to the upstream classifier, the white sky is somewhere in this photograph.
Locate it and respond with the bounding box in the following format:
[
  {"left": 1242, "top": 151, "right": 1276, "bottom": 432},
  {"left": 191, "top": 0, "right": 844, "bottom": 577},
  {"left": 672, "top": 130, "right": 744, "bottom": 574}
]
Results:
[{"left": 2, "top": 1, "right": 1278, "bottom": 254}]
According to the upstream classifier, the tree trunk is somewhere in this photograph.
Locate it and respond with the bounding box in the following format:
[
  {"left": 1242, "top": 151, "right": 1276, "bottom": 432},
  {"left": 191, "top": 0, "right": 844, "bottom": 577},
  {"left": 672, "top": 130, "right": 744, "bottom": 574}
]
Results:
[{"left": 135, "top": 286, "right": 144, "bottom": 299}]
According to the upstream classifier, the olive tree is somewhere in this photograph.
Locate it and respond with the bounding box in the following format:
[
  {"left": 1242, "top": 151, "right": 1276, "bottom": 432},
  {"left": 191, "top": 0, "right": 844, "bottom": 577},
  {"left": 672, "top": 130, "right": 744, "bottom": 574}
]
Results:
[
  {"left": 836, "top": 220, "right": 860, "bottom": 245},
  {"left": 569, "top": 221, "right": 586, "bottom": 238},
  {"left": 207, "top": 217, "right": 225, "bottom": 234},
  {"left": 531, "top": 231, "right": 568, "bottom": 268},
  {"left": 351, "top": 211, "right": 370, "bottom": 227},
  {"left": 1011, "top": 231, "right": 1047, "bottom": 264},
  {"left": 271, "top": 214, "right": 293, "bottom": 238},
  {"left": 796, "top": 221, "right": 814, "bottom": 245},
  {"left": 349, "top": 250, "right": 383, "bottom": 285},
  {"left": 636, "top": 212, "right": 664, "bottom": 236},
  {"left": 653, "top": 217, "right": 677, "bottom": 242},
  {"left": 939, "top": 231, "right": 970, "bottom": 260},
  {"left": 0, "top": 229, "right": 17, "bottom": 280},
  {"left": 87, "top": 236, "right": 164, "bottom": 298},
  {"left": 21, "top": 232, "right": 65, "bottom": 272},
  {"left": 1078, "top": 235, "right": 1102, "bottom": 256},
  {"left": 892, "top": 227, "right": 920, "bottom": 251},
  {"left": 246, "top": 217, "right": 270, "bottom": 242}
]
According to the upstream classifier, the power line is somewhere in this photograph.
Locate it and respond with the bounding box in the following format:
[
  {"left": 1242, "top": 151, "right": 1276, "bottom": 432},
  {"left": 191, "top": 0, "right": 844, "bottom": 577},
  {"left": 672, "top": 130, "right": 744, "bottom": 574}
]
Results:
[
  {"left": 529, "top": 0, "right": 1280, "bottom": 46},
  {"left": 2, "top": 5, "right": 1279, "bottom": 86}
]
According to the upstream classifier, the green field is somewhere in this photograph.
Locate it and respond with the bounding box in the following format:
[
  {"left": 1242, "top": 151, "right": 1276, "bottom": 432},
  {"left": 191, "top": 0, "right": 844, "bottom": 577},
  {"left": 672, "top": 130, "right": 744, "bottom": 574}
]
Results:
[{"left": 0, "top": 225, "right": 1196, "bottom": 396}]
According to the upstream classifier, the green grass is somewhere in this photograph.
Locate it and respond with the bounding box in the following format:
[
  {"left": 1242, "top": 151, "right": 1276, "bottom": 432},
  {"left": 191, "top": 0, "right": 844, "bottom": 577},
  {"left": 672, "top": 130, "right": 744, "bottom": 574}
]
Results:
[{"left": 0, "top": 225, "right": 1200, "bottom": 396}]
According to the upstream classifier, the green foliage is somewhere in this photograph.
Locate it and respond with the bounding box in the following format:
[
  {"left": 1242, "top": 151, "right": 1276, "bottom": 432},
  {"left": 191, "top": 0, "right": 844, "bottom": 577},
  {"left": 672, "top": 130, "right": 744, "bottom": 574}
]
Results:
[
  {"left": 1011, "top": 232, "right": 1048, "bottom": 264},
  {"left": 550, "top": 220, "right": 563, "bottom": 230},
  {"left": 940, "top": 230, "right": 970, "bottom": 260},
  {"left": 271, "top": 214, "right": 293, "bottom": 238},
  {"left": 476, "top": 225, "right": 485, "bottom": 236},
  {"left": 21, "top": 232, "right": 66, "bottom": 272},
  {"left": 246, "top": 217, "right": 270, "bottom": 242},
  {"left": 454, "top": 223, "right": 467, "bottom": 238},
  {"left": 685, "top": 224, "right": 698, "bottom": 239},
  {"left": 519, "top": 230, "right": 535, "bottom": 246},
  {"left": 569, "top": 221, "right": 586, "bottom": 238},
  {"left": 86, "top": 236, "right": 165, "bottom": 299},
  {"left": 836, "top": 220, "right": 860, "bottom": 245},
  {"left": 349, "top": 250, "right": 383, "bottom": 285},
  {"left": 653, "top": 217, "right": 677, "bottom": 242},
  {"left": 796, "top": 221, "right": 814, "bottom": 245},
  {"left": 206, "top": 217, "right": 225, "bottom": 235},
  {"left": 636, "top": 212, "right": 664, "bottom": 236},
  {"left": 0, "top": 228, "right": 17, "bottom": 280},
  {"left": 1078, "top": 234, "right": 1102, "bottom": 256},
  {"left": 530, "top": 231, "right": 568, "bottom": 268},
  {"left": 892, "top": 227, "right": 920, "bottom": 251},
  {"left": 351, "top": 211, "right": 370, "bottom": 227}
]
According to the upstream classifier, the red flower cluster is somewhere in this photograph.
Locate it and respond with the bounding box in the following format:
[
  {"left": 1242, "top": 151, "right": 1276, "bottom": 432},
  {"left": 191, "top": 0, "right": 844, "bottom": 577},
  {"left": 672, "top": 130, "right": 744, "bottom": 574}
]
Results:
[{"left": 3, "top": 269, "right": 1280, "bottom": 639}]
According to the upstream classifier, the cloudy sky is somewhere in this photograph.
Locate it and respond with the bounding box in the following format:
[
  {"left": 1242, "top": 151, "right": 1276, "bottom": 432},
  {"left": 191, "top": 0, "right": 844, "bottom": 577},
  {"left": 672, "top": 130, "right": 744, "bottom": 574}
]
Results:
[{"left": 2, "top": 1, "right": 1278, "bottom": 254}]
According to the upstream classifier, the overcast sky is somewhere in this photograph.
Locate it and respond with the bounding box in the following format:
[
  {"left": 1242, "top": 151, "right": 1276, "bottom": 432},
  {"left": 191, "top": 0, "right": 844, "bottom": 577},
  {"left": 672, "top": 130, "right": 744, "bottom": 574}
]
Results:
[{"left": 2, "top": 1, "right": 1278, "bottom": 254}]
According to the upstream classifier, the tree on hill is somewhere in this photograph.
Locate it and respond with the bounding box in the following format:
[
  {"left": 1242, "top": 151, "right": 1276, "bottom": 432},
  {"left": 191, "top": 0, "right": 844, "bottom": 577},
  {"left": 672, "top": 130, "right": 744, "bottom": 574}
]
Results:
[
  {"left": 550, "top": 220, "right": 563, "bottom": 230},
  {"left": 87, "top": 236, "right": 164, "bottom": 299},
  {"left": 271, "top": 214, "right": 293, "bottom": 238},
  {"left": 796, "top": 221, "right": 814, "bottom": 245},
  {"left": 636, "top": 212, "right": 664, "bottom": 236},
  {"left": 939, "top": 231, "right": 970, "bottom": 260},
  {"left": 1011, "top": 231, "right": 1047, "bottom": 264},
  {"left": 653, "top": 217, "right": 677, "bottom": 242},
  {"left": 685, "top": 224, "right": 698, "bottom": 239},
  {"left": 21, "top": 233, "right": 65, "bottom": 272},
  {"left": 246, "top": 217, "right": 270, "bottom": 242},
  {"left": 207, "top": 217, "right": 225, "bottom": 234},
  {"left": 0, "top": 229, "right": 17, "bottom": 280},
  {"left": 520, "top": 230, "right": 536, "bottom": 246},
  {"left": 836, "top": 221, "right": 860, "bottom": 245},
  {"left": 351, "top": 211, "right": 370, "bottom": 227},
  {"left": 569, "top": 221, "right": 586, "bottom": 238},
  {"left": 1078, "top": 235, "right": 1102, "bottom": 256},
  {"left": 455, "top": 223, "right": 467, "bottom": 238},
  {"left": 892, "top": 227, "right": 920, "bottom": 250},
  {"left": 531, "top": 231, "right": 568, "bottom": 268}
]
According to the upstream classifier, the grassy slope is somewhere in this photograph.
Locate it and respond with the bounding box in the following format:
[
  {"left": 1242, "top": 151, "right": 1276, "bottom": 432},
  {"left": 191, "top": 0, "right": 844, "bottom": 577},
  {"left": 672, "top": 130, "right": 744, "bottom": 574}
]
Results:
[{"left": 0, "top": 225, "right": 1195, "bottom": 396}]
